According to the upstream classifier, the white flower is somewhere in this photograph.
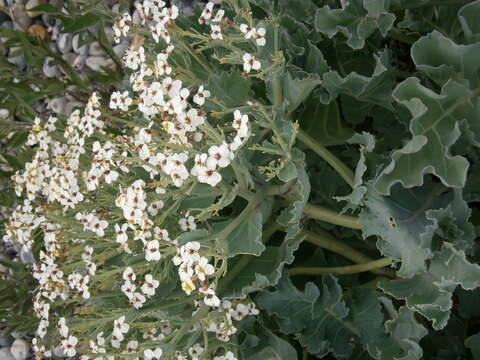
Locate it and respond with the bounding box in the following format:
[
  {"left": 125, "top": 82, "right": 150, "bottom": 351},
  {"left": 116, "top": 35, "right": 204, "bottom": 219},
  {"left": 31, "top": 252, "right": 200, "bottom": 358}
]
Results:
[
  {"left": 179, "top": 216, "right": 196, "bottom": 232},
  {"left": 115, "top": 223, "right": 128, "bottom": 244},
  {"left": 195, "top": 257, "right": 215, "bottom": 281},
  {"left": 131, "top": 291, "right": 147, "bottom": 309},
  {"left": 212, "top": 9, "right": 224, "bottom": 23},
  {"left": 144, "top": 348, "right": 163, "bottom": 360},
  {"left": 181, "top": 278, "right": 196, "bottom": 295},
  {"left": 123, "top": 46, "right": 145, "bottom": 70},
  {"left": 242, "top": 53, "right": 261, "bottom": 73},
  {"left": 240, "top": 24, "right": 255, "bottom": 39},
  {"left": 232, "top": 303, "right": 249, "bottom": 320},
  {"left": 210, "top": 24, "right": 223, "bottom": 40},
  {"left": 199, "top": 2, "right": 214, "bottom": 24},
  {"left": 197, "top": 167, "right": 222, "bottom": 187},
  {"left": 193, "top": 86, "right": 210, "bottom": 106},
  {"left": 254, "top": 27, "right": 266, "bottom": 46},
  {"left": 148, "top": 200, "right": 164, "bottom": 216},
  {"left": 188, "top": 343, "right": 204, "bottom": 360},
  {"left": 208, "top": 142, "right": 233, "bottom": 168},
  {"left": 121, "top": 281, "right": 136, "bottom": 299},
  {"left": 200, "top": 287, "right": 220, "bottom": 307},
  {"left": 141, "top": 274, "right": 160, "bottom": 297},
  {"left": 145, "top": 240, "right": 161, "bottom": 261},
  {"left": 123, "top": 267, "right": 136, "bottom": 282},
  {"left": 113, "top": 315, "right": 130, "bottom": 335},
  {"left": 124, "top": 340, "right": 138, "bottom": 354},
  {"left": 62, "top": 335, "right": 78, "bottom": 357}
]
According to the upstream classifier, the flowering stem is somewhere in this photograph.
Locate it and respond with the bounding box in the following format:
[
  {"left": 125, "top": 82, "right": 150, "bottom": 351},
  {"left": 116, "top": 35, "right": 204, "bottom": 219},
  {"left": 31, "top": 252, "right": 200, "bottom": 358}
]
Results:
[
  {"left": 303, "top": 203, "right": 362, "bottom": 230},
  {"left": 272, "top": 23, "right": 283, "bottom": 108},
  {"left": 296, "top": 129, "right": 355, "bottom": 187},
  {"left": 289, "top": 257, "right": 393, "bottom": 276},
  {"left": 171, "top": 304, "right": 210, "bottom": 346},
  {"left": 231, "top": 159, "right": 248, "bottom": 192}
]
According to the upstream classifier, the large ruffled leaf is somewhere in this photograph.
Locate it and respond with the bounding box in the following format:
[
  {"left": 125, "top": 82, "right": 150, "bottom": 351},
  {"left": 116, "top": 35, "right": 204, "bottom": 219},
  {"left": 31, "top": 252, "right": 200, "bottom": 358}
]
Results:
[
  {"left": 219, "top": 150, "right": 310, "bottom": 297},
  {"left": 257, "top": 274, "right": 354, "bottom": 358},
  {"left": 321, "top": 50, "right": 395, "bottom": 119},
  {"left": 380, "top": 243, "right": 480, "bottom": 330},
  {"left": 359, "top": 182, "right": 450, "bottom": 277},
  {"left": 314, "top": 0, "right": 395, "bottom": 49},
  {"left": 412, "top": 30, "right": 480, "bottom": 88},
  {"left": 374, "top": 78, "right": 480, "bottom": 195}
]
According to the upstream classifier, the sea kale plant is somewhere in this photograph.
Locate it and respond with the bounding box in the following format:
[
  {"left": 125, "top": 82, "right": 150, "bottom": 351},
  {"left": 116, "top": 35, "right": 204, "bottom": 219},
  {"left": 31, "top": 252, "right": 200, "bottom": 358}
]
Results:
[{"left": 3, "top": 0, "right": 480, "bottom": 359}]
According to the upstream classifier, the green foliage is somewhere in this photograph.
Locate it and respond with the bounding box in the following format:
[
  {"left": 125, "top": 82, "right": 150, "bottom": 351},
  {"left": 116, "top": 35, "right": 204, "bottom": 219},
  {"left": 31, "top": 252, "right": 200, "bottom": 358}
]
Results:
[{"left": 2, "top": 0, "right": 480, "bottom": 359}]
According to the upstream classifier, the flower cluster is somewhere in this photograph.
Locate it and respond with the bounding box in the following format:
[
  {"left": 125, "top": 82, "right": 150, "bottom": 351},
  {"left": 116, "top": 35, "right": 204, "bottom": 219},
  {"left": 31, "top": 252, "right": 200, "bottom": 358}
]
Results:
[
  {"left": 113, "top": 12, "right": 132, "bottom": 43},
  {"left": 121, "top": 267, "right": 159, "bottom": 309},
  {"left": 58, "top": 318, "right": 78, "bottom": 357},
  {"left": 2, "top": 0, "right": 272, "bottom": 358},
  {"left": 172, "top": 241, "right": 219, "bottom": 306}
]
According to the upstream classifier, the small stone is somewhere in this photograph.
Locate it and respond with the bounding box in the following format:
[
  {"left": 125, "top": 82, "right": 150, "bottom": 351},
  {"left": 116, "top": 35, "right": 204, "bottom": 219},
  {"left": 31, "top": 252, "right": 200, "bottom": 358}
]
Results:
[
  {"left": 88, "top": 41, "right": 105, "bottom": 56},
  {"left": 10, "top": 339, "right": 30, "bottom": 360},
  {"left": 56, "top": 33, "right": 72, "bottom": 54},
  {"left": 85, "top": 56, "right": 113, "bottom": 72},
  {"left": 72, "top": 34, "right": 88, "bottom": 55},
  {"left": 25, "top": 0, "right": 44, "bottom": 17},
  {"left": 0, "top": 348, "right": 16, "bottom": 360}
]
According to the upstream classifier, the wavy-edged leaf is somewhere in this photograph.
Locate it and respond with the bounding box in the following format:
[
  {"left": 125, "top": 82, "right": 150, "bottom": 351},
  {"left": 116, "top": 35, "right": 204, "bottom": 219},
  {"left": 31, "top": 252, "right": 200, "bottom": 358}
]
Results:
[
  {"left": 458, "top": 0, "right": 480, "bottom": 43},
  {"left": 349, "top": 290, "right": 427, "bottom": 360},
  {"left": 380, "top": 243, "right": 480, "bottom": 330},
  {"left": 321, "top": 50, "right": 394, "bottom": 119},
  {"left": 220, "top": 150, "right": 309, "bottom": 297},
  {"left": 412, "top": 30, "right": 480, "bottom": 87},
  {"left": 258, "top": 274, "right": 355, "bottom": 358},
  {"left": 359, "top": 182, "right": 451, "bottom": 277},
  {"left": 314, "top": 0, "right": 395, "bottom": 49},
  {"left": 297, "top": 90, "right": 354, "bottom": 146},
  {"left": 375, "top": 78, "right": 480, "bottom": 195}
]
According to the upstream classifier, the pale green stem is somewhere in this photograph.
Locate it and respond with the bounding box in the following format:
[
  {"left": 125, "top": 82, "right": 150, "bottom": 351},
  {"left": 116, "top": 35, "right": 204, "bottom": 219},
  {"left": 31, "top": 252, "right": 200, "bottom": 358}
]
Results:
[
  {"left": 303, "top": 203, "right": 362, "bottom": 230},
  {"left": 297, "top": 129, "right": 355, "bottom": 187},
  {"left": 302, "top": 229, "right": 395, "bottom": 278},
  {"left": 289, "top": 257, "right": 393, "bottom": 276}
]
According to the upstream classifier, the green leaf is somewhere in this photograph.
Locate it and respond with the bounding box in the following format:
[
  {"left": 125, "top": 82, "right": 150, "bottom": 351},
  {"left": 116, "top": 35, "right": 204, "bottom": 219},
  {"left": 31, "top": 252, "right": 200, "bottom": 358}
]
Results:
[
  {"left": 239, "top": 318, "right": 298, "bottom": 360},
  {"left": 63, "top": 13, "right": 102, "bottom": 33},
  {"left": 258, "top": 274, "right": 355, "bottom": 358},
  {"left": 215, "top": 199, "right": 272, "bottom": 258},
  {"left": 321, "top": 50, "right": 394, "bottom": 118},
  {"left": 425, "top": 189, "right": 475, "bottom": 252},
  {"left": 314, "top": 0, "right": 395, "bottom": 49},
  {"left": 297, "top": 90, "right": 354, "bottom": 146},
  {"left": 28, "top": 4, "right": 59, "bottom": 13},
  {"left": 412, "top": 30, "right": 480, "bottom": 87},
  {"left": 374, "top": 78, "right": 479, "bottom": 195},
  {"left": 281, "top": 69, "right": 320, "bottom": 113},
  {"left": 305, "top": 41, "right": 330, "bottom": 77},
  {"left": 359, "top": 182, "right": 450, "bottom": 277},
  {"left": 458, "top": 1, "right": 480, "bottom": 43},
  {"left": 220, "top": 150, "right": 309, "bottom": 297},
  {"left": 348, "top": 290, "right": 427, "bottom": 360},
  {"left": 206, "top": 70, "right": 252, "bottom": 110},
  {"left": 466, "top": 333, "right": 480, "bottom": 360},
  {"left": 380, "top": 243, "right": 480, "bottom": 330}
]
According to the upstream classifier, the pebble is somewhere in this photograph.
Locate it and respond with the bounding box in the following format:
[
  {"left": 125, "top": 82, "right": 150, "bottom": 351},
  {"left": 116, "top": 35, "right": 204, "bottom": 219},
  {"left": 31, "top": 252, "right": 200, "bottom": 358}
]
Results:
[
  {"left": 10, "top": 339, "right": 30, "bottom": 360},
  {"left": 0, "top": 348, "right": 16, "bottom": 360}
]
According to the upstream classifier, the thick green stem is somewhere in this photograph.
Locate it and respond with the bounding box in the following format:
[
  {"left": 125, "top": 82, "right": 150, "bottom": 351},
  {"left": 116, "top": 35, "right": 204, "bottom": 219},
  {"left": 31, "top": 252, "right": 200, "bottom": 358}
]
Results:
[
  {"left": 303, "top": 203, "right": 362, "bottom": 230},
  {"left": 303, "top": 229, "right": 395, "bottom": 278},
  {"left": 297, "top": 130, "right": 355, "bottom": 187},
  {"left": 289, "top": 257, "right": 393, "bottom": 276}
]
